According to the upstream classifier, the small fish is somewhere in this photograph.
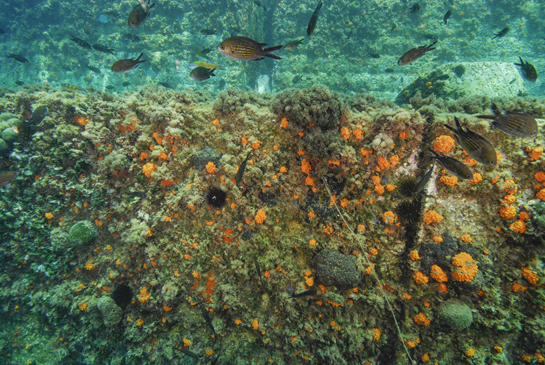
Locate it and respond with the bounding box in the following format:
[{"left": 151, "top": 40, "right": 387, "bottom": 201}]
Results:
[
  {"left": 235, "top": 151, "right": 253, "bottom": 186},
  {"left": 128, "top": 0, "right": 155, "bottom": 28},
  {"left": 0, "top": 171, "right": 17, "bottom": 189},
  {"left": 201, "top": 305, "right": 217, "bottom": 336},
  {"left": 105, "top": 85, "right": 115, "bottom": 90},
  {"left": 514, "top": 56, "right": 538, "bottom": 82},
  {"left": 70, "top": 35, "right": 92, "bottom": 50},
  {"left": 200, "top": 28, "right": 216, "bottom": 35},
  {"left": 409, "top": 3, "right": 420, "bottom": 13},
  {"left": 390, "top": 23, "right": 398, "bottom": 32},
  {"left": 92, "top": 43, "right": 115, "bottom": 55},
  {"left": 292, "top": 75, "right": 302, "bottom": 84},
  {"left": 195, "top": 47, "right": 212, "bottom": 59},
  {"left": 30, "top": 106, "right": 48, "bottom": 125},
  {"left": 254, "top": 0, "right": 262, "bottom": 5},
  {"left": 288, "top": 289, "right": 318, "bottom": 299},
  {"left": 492, "top": 26, "right": 509, "bottom": 40},
  {"left": 254, "top": 258, "right": 266, "bottom": 289},
  {"left": 428, "top": 148, "right": 473, "bottom": 180},
  {"left": 15, "top": 81, "right": 24, "bottom": 86},
  {"left": 7, "top": 53, "right": 29, "bottom": 63},
  {"left": 0, "top": 28, "right": 4, "bottom": 34},
  {"left": 111, "top": 53, "right": 146, "bottom": 73},
  {"left": 86, "top": 65, "right": 101, "bottom": 74},
  {"left": 414, "top": 162, "right": 434, "bottom": 194},
  {"left": 158, "top": 81, "right": 172, "bottom": 88},
  {"left": 307, "top": 0, "right": 323, "bottom": 36},
  {"left": 283, "top": 38, "right": 304, "bottom": 51},
  {"left": 127, "top": 191, "right": 146, "bottom": 198},
  {"left": 122, "top": 81, "right": 131, "bottom": 87},
  {"left": 320, "top": 57, "right": 327, "bottom": 63},
  {"left": 125, "top": 33, "right": 141, "bottom": 42},
  {"left": 180, "top": 349, "right": 200, "bottom": 359},
  {"left": 397, "top": 40, "right": 437, "bottom": 65},
  {"left": 189, "top": 61, "right": 226, "bottom": 70},
  {"left": 477, "top": 103, "right": 538, "bottom": 138},
  {"left": 443, "top": 10, "right": 452, "bottom": 24},
  {"left": 368, "top": 51, "right": 380, "bottom": 59},
  {"left": 190, "top": 66, "right": 216, "bottom": 81},
  {"left": 385, "top": 68, "right": 395, "bottom": 73},
  {"left": 217, "top": 36, "right": 282, "bottom": 61},
  {"left": 98, "top": 14, "right": 110, "bottom": 23},
  {"left": 444, "top": 117, "right": 497, "bottom": 166},
  {"left": 61, "top": 83, "right": 87, "bottom": 93}
]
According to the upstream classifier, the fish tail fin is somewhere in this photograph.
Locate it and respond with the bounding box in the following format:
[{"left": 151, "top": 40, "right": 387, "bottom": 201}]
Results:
[
  {"left": 443, "top": 119, "right": 456, "bottom": 133},
  {"left": 264, "top": 45, "right": 282, "bottom": 59},
  {"left": 427, "top": 148, "right": 439, "bottom": 158},
  {"left": 427, "top": 40, "right": 438, "bottom": 50},
  {"left": 135, "top": 52, "right": 144, "bottom": 61}
]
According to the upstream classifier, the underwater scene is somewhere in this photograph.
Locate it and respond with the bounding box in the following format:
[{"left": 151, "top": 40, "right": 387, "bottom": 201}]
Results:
[{"left": 0, "top": 0, "right": 545, "bottom": 363}]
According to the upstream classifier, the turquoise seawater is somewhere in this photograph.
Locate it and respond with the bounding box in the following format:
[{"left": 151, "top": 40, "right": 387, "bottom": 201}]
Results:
[{"left": 1, "top": 0, "right": 545, "bottom": 364}]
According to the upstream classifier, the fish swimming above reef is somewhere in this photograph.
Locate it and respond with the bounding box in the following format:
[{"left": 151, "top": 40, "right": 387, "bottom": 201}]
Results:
[
  {"left": 428, "top": 148, "right": 473, "bottom": 180},
  {"left": 157, "top": 81, "right": 172, "bottom": 88},
  {"left": 189, "top": 61, "right": 226, "bottom": 70},
  {"left": 514, "top": 56, "right": 538, "bottom": 82},
  {"left": 179, "top": 349, "right": 200, "bottom": 359},
  {"left": 86, "top": 65, "right": 101, "bottom": 74},
  {"left": 201, "top": 305, "right": 217, "bottom": 336},
  {"left": 409, "top": 3, "right": 420, "bottom": 13},
  {"left": 283, "top": 38, "right": 304, "bottom": 51},
  {"left": 414, "top": 162, "right": 434, "bottom": 194},
  {"left": 397, "top": 40, "right": 437, "bottom": 65},
  {"left": 195, "top": 47, "right": 213, "bottom": 59},
  {"left": 292, "top": 75, "right": 302, "bottom": 84},
  {"left": 477, "top": 104, "right": 538, "bottom": 138},
  {"left": 15, "top": 81, "right": 24, "bottom": 85},
  {"left": 235, "top": 151, "right": 253, "bottom": 186},
  {"left": 128, "top": 0, "right": 155, "bottom": 28},
  {"left": 190, "top": 66, "right": 215, "bottom": 81},
  {"left": 70, "top": 35, "right": 92, "bottom": 50},
  {"left": 0, "top": 171, "right": 17, "bottom": 189},
  {"left": 0, "top": 28, "right": 4, "bottom": 34},
  {"left": 443, "top": 10, "right": 452, "bottom": 24},
  {"left": 217, "top": 36, "right": 282, "bottom": 61},
  {"left": 111, "top": 53, "right": 146, "bottom": 73},
  {"left": 288, "top": 289, "right": 319, "bottom": 299},
  {"left": 307, "top": 0, "right": 323, "bottom": 36},
  {"left": 125, "top": 33, "right": 141, "bottom": 42},
  {"left": 254, "top": 258, "right": 266, "bottom": 289},
  {"left": 92, "top": 43, "right": 115, "bottom": 55},
  {"left": 492, "top": 26, "right": 509, "bottom": 40},
  {"left": 7, "top": 53, "right": 29, "bottom": 63},
  {"left": 444, "top": 117, "right": 497, "bottom": 166},
  {"left": 200, "top": 28, "right": 216, "bottom": 35},
  {"left": 30, "top": 105, "right": 48, "bottom": 126},
  {"left": 122, "top": 81, "right": 131, "bottom": 87},
  {"left": 61, "top": 83, "right": 87, "bottom": 93}
]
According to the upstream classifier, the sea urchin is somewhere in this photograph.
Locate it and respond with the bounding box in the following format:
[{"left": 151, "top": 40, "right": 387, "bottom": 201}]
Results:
[
  {"left": 395, "top": 196, "right": 423, "bottom": 226},
  {"left": 206, "top": 187, "right": 227, "bottom": 209},
  {"left": 395, "top": 175, "right": 419, "bottom": 199}
]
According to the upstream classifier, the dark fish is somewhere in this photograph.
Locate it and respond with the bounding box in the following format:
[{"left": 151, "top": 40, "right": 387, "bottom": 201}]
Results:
[
  {"left": 284, "top": 38, "right": 304, "bottom": 51},
  {"left": 289, "top": 289, "right": 318, "bottom": 299},
  {"left": 200, "top": 29, "right": 216, "bottom": 35},
  {"left": 15, "top": 81, "right": 24, "bottom": 86},
  {"left": 0, "top": 28, "right": 4, "bottom": 34},
  {"left": 492, "top": 26, "right": 509, "bottom": 40},
  {"left": 385, "top": 68, "right": 395, "bottom": 73},
  {"left": 477, "top": 103, "right": 538, "bottom": 138},
  {"left": 127, "top": 191, "right": 146, "bottom": 198},
  {"left": 428, "top": 148, "right": 472, "bottom": 180},
  {"left": 111, "top": 53, "right": 146, "bottom": 73},
  {"left": 409, "top": 3, "right": 420, "bottom": 13},
  {"left": 158, "top": 82, "right": 172, "bottom": 88},
  {"left": 7, "top": 53, "right": 29, "bottom": 63},
  {"left": 421, "top": 33, "right": 438, "bottom": 40},
  {"left": 190, "top": 66, "right": 215, "bottom": 81},
  {"left": 368, "top": 51, "right": 380, "bottom": 59},
  {"left": 180, "top": 349, "right": 200, "bottom": 359},
  {"left": 292, "top": 75, "right": 302, "bottom": 84},
  {"left": 444, "top": 117, "right": 497, "bottom": 166},
  {"left": 443, "top": 10, "right": 452, "bottom": 24},
  {"left": 397, "top": 40, "right": 437, "bottom": 65},
  {"left": 254, "top": 258, "right": 266, "bottom": 289},
  {"left": 201, "top": 305, "right": 217, "bottom": 336},
  {"left": 514, "top": 56, "right": 538, "bottom": 82},
  {"left": 307, "top": 0, "right": 323, "bottom": 36},
  {"left": 436, "top": 74, "right": 449, "bottom": 81},
  {"left": 128, "top": 0, "right": 155, "bottom": 28},
  {"left": 391, "top": 23, "right": 398, "bottom": 32},
  {"left": 235, "top": 151, "right": 253, "bottom": 186},
  {"left": 414, "top": 162, "right": 434, "bottom": 194},
  {"left": 30, "top": 105, "right": 48, "bottom": 125},
  {"left": 217, "top": 36, "right": 282, "bottom": 61},
  {"left": 92, "top": 43, "right": 115, "bottom": 54},
  {"left": 86, "top": 65, "right": 101, "bottom": 74},
  {"left": 104, "top": 10, "right": 119, "bottom": 18},
  {"left": 106, "top": 85, "right": 115, "bottom": 90},
  {"left": 125, "top": 33, "right": 141, "bottom": 42},
  {"left": 254, "top": 0, "right": 262, "bottom": 5},
  {"left": 0, "top": 171, "right": 17, "bottom": 189},
  {"left": 70, "top": 35, "right": 92, "bottom": 50},
  {"left": 195, "top": 47, "right": 213, "bottom": 59},
  {"left": 122, "top": 81, "right": 131, "bottom": 87}
]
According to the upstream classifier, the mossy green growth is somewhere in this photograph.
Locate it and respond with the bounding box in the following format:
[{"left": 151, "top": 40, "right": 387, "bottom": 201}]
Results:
[
  {"left": 50, "top": 228, "right": 71, "bottom": 252},
  {"left": 315, "top": 249, "right": 360, "bottom": 290},
  {"left": 6, "top": 118, "right": 23, "bottom": 128},
  {"left": 0, "top": 139, "right": 9, "bottom": 155},
  {"left": 97, "top": 296, "right": 122, "bottom": 327},
  {"left": 437, "top": 299, "right": 473, "bottom": 330},
  {"left": 69, "top": 220, "right": 98, "bottom": 246},
  {"left": 1, "top": 127, "right": 18, "bottom": 143}
]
